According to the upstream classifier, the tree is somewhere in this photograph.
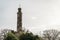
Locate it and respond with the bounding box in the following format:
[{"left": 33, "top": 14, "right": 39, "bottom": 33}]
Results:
[
  {"left": 4, "top": 32, "right": 18, "bottom": 40},
  {"left": 43, "top": 29, "right": 60, "bottom": 40},
  {"left": 19, "top": 32, "right": 40, "bottom": 40}
]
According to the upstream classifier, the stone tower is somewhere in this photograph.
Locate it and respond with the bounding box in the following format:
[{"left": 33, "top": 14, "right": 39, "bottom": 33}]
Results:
[{"left": 17, "top": 7, "right": 22, "bottom": 32}]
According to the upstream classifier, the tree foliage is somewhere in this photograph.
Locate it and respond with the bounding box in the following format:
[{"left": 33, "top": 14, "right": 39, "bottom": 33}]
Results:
[
  {"left": 4, "top": 32, "right": 18, "bottom": 40},
  {"left": 19, "top": 32, "right": 40, "bottom": 40},
  {"left": 4, "top": 30, "right": 42, "bottom": 40}
]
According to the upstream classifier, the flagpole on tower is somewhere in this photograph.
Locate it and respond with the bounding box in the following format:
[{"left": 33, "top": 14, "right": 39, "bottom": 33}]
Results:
[{"left": 19, "top": 4, "right": 21, "bottom": 8}]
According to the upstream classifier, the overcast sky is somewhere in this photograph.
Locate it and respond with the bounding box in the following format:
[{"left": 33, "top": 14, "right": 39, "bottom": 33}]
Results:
[{"left": 0, "top": 0, "right": 60, "bottom": 34}]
